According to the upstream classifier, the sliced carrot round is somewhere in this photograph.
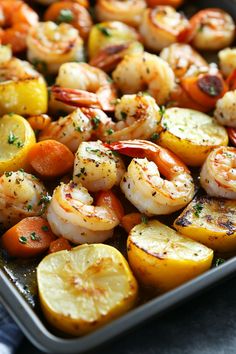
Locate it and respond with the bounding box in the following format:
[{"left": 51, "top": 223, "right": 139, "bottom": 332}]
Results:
[
  {"left": 28, "top": 139, "right": 74, "bottom": 178},
  {"left": 1, "top": 217, "right": 56, "bottom": 258}
]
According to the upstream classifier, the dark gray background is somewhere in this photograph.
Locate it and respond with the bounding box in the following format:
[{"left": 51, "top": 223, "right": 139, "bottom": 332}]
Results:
[{"left": 17, "top": 274, "right": 236, "bottom": 354}]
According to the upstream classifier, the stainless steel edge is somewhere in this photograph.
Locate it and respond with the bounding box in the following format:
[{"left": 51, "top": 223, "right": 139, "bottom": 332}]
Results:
[{"left": 1, "top": 256, "right": 236, "bottom": 354}]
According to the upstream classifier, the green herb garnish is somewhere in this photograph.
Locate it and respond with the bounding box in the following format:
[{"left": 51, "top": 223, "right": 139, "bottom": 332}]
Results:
[
  {"left": 56, "top": 9, "right": 74, "bottom": 24},
  {"left": 193, "top": 203, "right": 203, "bottom": 217},
  {"left": 19, "top": 236, "right": 27, "bottom": 244}
]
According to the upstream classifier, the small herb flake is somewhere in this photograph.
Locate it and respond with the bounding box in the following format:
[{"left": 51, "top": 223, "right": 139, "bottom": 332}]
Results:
[
  {"left": 19, "top": 236, "right": 27, "bottom": 244},
  {"left": 26, "top": 204, "right": 33, "bottom": 211},
  {"left": 96, "top": 25, "right": 111, "bottom": 37},
  {"left": 150, "top": 133, "right": 159, "bottom": 141},
  {"left": 193, "top": 203, "right": 203, "bottom": 217},
  {"left": 106, "top": 128, "right": 114, "bottom": 136},
  {"left": 56, "top": 9, "right": 74, "bottom": 24},
  {"left": 41, "top": 225, "right": 49, "bottom": 232},
  {"left": 30, "top": 232, "right": 40, "bottom": 241},
  {"left": 4, "top": 172, "right": 12, "bottom": 177},
  {"left": 91, "top": 117, "right": 100, "bottom": 130},
  {"left": 141, "top": 215, "right": 148, "bottom": 224},
  {"left": 214, "top": 257, "right": 225, "bottom": 267}
]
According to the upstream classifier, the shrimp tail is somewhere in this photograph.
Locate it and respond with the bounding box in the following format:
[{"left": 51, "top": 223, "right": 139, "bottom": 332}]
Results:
[{"left": 51, "top": 85, "right": 101, "bottom": 108}]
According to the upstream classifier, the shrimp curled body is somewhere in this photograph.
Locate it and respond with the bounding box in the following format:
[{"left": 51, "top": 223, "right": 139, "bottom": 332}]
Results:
[
  {"left": 108, "top": 140, "right": 194, "bottom": 215},
  {"left": 112, "top": 52, "right": 175, "bottom": 105},
  {"left": 50, "top": 62, "right": 117, "bottom": 112},
  {"left": 73, "top": 141, "right": 125, "bottom": 192},
  {"left": 47, "top": 181, "right": 120, "bottom": 244},
  {"left": 200, "top": 146, "right": 236, "bottom": 199},
  {"left": 0, "top": 171, "right": 47, "bottom": 228}
]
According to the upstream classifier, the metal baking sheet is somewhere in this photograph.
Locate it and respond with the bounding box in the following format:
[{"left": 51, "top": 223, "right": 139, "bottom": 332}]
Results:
[{"left": 1, "top": 0, "right": 236, "bottom": 353}]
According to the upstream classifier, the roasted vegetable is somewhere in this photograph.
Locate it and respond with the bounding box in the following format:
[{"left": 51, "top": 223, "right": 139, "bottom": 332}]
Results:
[
  {"left": 0, "top": 58, "right": 47, "bottom": 116},
  {"left": 127, "top": 220, "right": 213, "bottom": 293},
  {"left": 157, "top": 108, "right": 228, "bottom": 166},
  {"left": 37, "top": 244, "right": 138, "bottom": 335},
  {"left": 0, "top": 113, "right": 36, "bottom": 174},
  {"left": 174, "top": 196, "right": 236, "bottom": 253}
]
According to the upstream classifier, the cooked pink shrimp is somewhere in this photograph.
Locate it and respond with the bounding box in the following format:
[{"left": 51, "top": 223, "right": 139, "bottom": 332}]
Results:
[
  {"left": 50, "top": 62, "right": 117, "bottom": 112},
  {"left": 45, "top": 93, "right": 161, "bottom": 147},
  {"left": 106, "top": 140, "right": 194, "bottom": 215},
  {"left": 200, "top": 146, "right": 236, "bottom": 199}
]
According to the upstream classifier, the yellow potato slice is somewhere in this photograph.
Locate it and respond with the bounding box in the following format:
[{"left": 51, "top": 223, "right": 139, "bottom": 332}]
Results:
[
  {"left": 0, "top": 58, "right": 47, "bottom": 116},
  {"left": 37, "top": 244, "right": 138, "bottom": 336},
  {"left": 127, "top": 220, "right": 213, "bottom": 293},
  {"left": 0, "top": 114, "right": 36, "bottom": 174},
  {"left": 157, "top": 107, "right": 228, "bottom": 166},
  {"left": 174, "top": 196, "right": 236, "bottom": 253},
  {"left": 88, "top": 21, "right": 139, "bottom": 59}
]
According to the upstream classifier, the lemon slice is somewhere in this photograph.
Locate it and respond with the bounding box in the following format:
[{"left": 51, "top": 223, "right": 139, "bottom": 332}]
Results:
[
  {"left": 37, "top": 244, "right": 138, "bottom": 336},
  {"left": 0, "top": 114, "right": 36, "bottom": 174},
  {"left": 127, "top": 220, "right": 213, "bottom": 293}
]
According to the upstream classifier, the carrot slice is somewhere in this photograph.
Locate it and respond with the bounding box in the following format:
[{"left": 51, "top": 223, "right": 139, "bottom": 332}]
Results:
[
  {"left": 49, "top": 237, "right": 72, "bottom": 254},
  {"left": 27, "top": 140, "right": 74, "bottom": 179},
  {"left": 121, "top": 213, "right": 142, "bottom": 233},
  {"left": 1, "top": 217, "right": 56, "bottom": 258},
  {"left": 96, "top": 190, "right": 124, "bottom": 221}
]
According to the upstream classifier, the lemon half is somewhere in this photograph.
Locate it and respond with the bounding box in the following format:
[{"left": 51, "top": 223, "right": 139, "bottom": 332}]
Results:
[
  {"left": 0, "top": 114, "right": 36, "bottom": 174},
  {"left": 37, "top": 244, "right": 138, "bottom": 336}
]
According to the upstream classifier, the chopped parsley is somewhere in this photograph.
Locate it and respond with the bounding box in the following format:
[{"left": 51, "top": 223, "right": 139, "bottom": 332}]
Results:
[
  {"left": 193, "top": 203, "right": 203, "bottom": 217},
  {"left": 214, "top": 257, "right": 225, "bottom": 267},
  {"left": 41, "top": 225, "right": 49, "bottom": 232},
  {"left": 96, "top": 25, "right": 111, "bottom": 37},
  {"left": 19, "top": 236, "right": 27, "bottom": 244},
  {"left": 4, "top": 172, "right": 12, "bottom": 177},
  {"left": 106, "top": 128, "right": 114, "bottom": 136},
  {"left": 56, "top": 9, "right": 74, "bottom": 24},
  {"left": 30, "top": 232, "right": 40, "bottom": 241},
  {"left": 159, "top": 106, "right": 166, "bottom": 116},
  {"left": 7, "top": 131, "right": 24, "bottom": 148},
  {"left": 150, "top": 132, "right": 160, "bottom": 141},
  {"left": 91, "top": 117, "right": 100, "bottom": 130},
  {"left": 141, "top": 215, "right": 148, "bottom": 224},
  {"left": 162, "top": 122, "right": 168, "bottom": 130},
  {"left": 26, "top": 204, "right": 33, "bottom": 211}
]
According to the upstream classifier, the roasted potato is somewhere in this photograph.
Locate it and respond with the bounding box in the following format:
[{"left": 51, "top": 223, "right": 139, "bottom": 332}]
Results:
[
  {"left": 174, "top": 196, "right": 236, "bottom": 253},
  {"left": 37, "top": 244, "right": 138, "bottom": 336},
  {"left": 0, "top": 114, "right": 36, "bottom": 174},
  {"left": 127, "top": 220, "right": 213, "bottom": 293},
  {"left": 88, "top": 21, "right": 139, "bottom": 59},
  {"left": 0, "top": 58, "right": 47, "bottom": 116},
  {"left": 157, "top": 108, "right": 228, "bottom": 166}
]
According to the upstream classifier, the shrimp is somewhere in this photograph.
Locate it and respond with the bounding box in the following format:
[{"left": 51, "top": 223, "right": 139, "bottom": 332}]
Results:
[
  {"left": 160, "top": 43, "right": 208, "bottom": 79},
  {"left": 189, "top": 8, "right": 235, "bottom": 51},
  {"left": 95, "top": 0, "right": 146, "bottom": 28},
  {"left": 0, "top": 170, "right": 47, "bottom": 229},
  {"left": 200, "top": 146, "right": 236, "bottom": 199},
  {"left": 26, "top": 21, "right": 84, "bottom": 74},
  {"left": 107, "top": 140, "right": 194, "bottom": 215},
  {"left": 44, "top": 1, "right": 93, "bottom": 41},
  {"left": 47, "top": 181, "right": 120, "bottom": 244},
  {"left": 219, "top": 48, "right": 236, "bottom": 78},
  {"left": 112, "top": 52, "right": 175, "bottom": 105},
  {"left": 214, "top": 90, "right": 236, "bottom": 127},
  {"left": 139, "top": 6, "right": 190, "bottom": 52},
  {"left": 0, "top": 0, "right": 38, "bottom": 53},
  {"left": 48, "top": 93, "right": 161, "bottom": 144},
  {"left": 50, "top": 62, "right": 117, "bottom": 112},
  {"left": 73, "top": 141, "right": 125, "bottom": 192},
  {"left": 39, "top": 108, "right": 93, "bottom": 152}
]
